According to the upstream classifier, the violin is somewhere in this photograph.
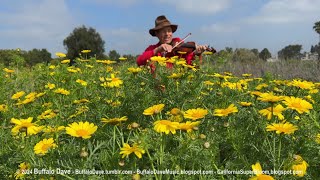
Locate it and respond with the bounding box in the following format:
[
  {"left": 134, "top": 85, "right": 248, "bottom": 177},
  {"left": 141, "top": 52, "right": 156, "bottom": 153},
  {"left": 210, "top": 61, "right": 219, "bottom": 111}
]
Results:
[{"left": 164, "top": 33, "right": 216, "bottom": 57}]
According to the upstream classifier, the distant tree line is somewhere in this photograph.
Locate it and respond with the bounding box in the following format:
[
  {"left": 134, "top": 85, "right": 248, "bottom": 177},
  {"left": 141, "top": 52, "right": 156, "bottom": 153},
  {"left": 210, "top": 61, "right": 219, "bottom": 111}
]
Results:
[{"left": 1, "top": 20, "right": 320, "bottom": 67}]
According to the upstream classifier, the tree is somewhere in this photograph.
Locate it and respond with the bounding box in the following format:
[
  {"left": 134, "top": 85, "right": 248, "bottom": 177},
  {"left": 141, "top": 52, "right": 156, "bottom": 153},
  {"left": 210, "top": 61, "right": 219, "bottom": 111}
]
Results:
[
  {"left": 232, "top": 48, "right": 259, "bottom": 63},
  {"left": 313, "top": 21, "right": 320, "bottom": 68},
  {"left": 108, "top": 50, "right": 120, "bottom": 61},
  {"left": 225, "top": 47, "right": 233, "bottom": 53},
  {"left": 0, "top": 49, "right": 25, "bottom": 66},
  {"left": 251, "top": 48, "right": 259, "bottom": 57},
  {"left": 22, "top": 48, "right": 52, "bottom": 66},
  {"left": 63, "top": 25, "right": 105, "bottom": 60},
  {"left": 259, "top": 48, "right": 271, "bottom": 61},
  {"left": 278, "top": 45, "right": 302, "bottom": 60},
  {"left": 313, "top": 21, "right": 320, "bottom": 46}
]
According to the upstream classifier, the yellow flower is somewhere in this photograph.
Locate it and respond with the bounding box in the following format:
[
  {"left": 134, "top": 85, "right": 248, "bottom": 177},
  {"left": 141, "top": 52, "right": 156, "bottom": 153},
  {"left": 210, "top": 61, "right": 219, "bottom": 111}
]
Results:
[
  {"left": 315, "top": 134, "right": 320, "bottom": 144},
  {"left": 76, "top": 79, "right": 88, "bottom": 86},
  {"left": 292, "top": 155, "right": 308, "bottom": 177},
  {"left": 143, "top": 104, "right": 165, "bottom": 115},
  {"left": 249, "top": 162, "right": 274, "bottom": 180},
  {"left": 178, "top": 121, "right": 201, "bottom": 133},
  {"left": 103, "top": 74, "right": 123, "bottom": 88},
  {"left": 14, "top": 162, "right": 30, "bottom": 179},
  {"left": 120, "top": 143, "right": 145, "bottom": 159},
  {"left": 167, "top": 73, "right": 183, "bottom": 79},
  {"left": 96, "top": 60, "right": 116, "bottom": 64},
  {"left": 239, "top": 102, "right": 252, "bottom": 107},
  {"left": 283, "top": 96, "right": 313, "bottom": 114},
  {"left": 242, "top": 73, "right": 252, "bottom": 77},
  {"left": 170, "top": 108, "right": 181, "bottom": 115},
  {"left": 25, "top": 92, "right": 37, "bottom": 99},
  {"left": 204, "top": 81, "right": 214, "bottom": 86},
  {"left": 150, "top": 56, "right": 166, "bottom": 64},
  {"left": 81, "top": 49, "right": 91, "bottom": 53},
  {"left": 54, "top": 88, "right": 70, "bottom": 95},
  {"left": 183, "top": 108, "right": 208, "bottom": 120},
  {"left": 34, "top": 138, "right": 57, "bottom": 155},
  {"left": 3, "top": 68, "right": 14, "bottom": 73},
  {"left": 49, "top": 65, "right": 56, "bottom": 69},
  {"left": 43, "top": 126, "right": 65, "bottom": 133},
  {"left": 213, "top": 104, "right": 238, "bottom": 117},
  {"left": 255, "top": 83, "right": 268, "bottom": 90},
  {"left": 119, "top": 57, "right": 127, "bottom": 61},
  {"left": 61, "top": 59, "right": 70, "bottom": 64},
  {"left": 101, "top": 116, "right": 128, "bottom": 125},
  {"left": 203, "top": 51, "right": 213, "bottom": 55},
  {"left": 127, "top": 67, "right": 142, "bottom": 74},
  {"left": 257, "top": 92, "right": 283, "bottom": 103},
  {"left": 266, "top": 122, "right": 298, "bottom": 135},
  {"left": 0, "top": 104, "right": 8, "bottom": 112},
  {"left": 37, "top": 109, "right": 57, "bottom": 120},
  {"left": 11, "top": 91, "right": 25, "bottom": 100},
  {"left": 65, "top": 121, "right": 97, "bottom": 139},
  {"left": 250, "top": 91, "right": 262, "bottom": 97},
  {"left": 55, "top": 52, "right": 66, "bottom": 58},
  {"left": 258, "top": 104, "right": 286, "bottom": 120},
  {"left": 154, "top": 120, "right": 179, "bottom": 134},
  {"left": 73, "top": 99, "right": 90, "bottom": 104},
  {"left": 11, "top": 117, "right": 43, "bottom": 136},
  {"left": 291, "top": 79, "right": 314, "bottom": 90}
]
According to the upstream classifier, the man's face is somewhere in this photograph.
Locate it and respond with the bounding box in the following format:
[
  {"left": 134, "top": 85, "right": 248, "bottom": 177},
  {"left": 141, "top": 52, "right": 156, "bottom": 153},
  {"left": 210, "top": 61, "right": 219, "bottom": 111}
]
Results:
[{"left": 155, "top": 26, "right": 173, "bottom": 44}]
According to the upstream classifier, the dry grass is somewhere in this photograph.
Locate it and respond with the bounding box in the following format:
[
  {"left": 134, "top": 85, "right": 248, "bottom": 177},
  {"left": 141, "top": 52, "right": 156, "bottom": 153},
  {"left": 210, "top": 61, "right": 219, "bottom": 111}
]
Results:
[{"left": 215, "top": 59, "right": 320, "bottom": 82}]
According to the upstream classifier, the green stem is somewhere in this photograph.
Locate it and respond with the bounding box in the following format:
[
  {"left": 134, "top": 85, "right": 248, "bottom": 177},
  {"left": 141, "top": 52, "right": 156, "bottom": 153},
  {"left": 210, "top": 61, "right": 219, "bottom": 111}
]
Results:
[
  {"left": 273, "top": 134, "right": 276, "bottom": 170},
  {"left": 146, "top": 149, "right": 158, "bottom": 180},
  {"left": 160, "top": 134, "right": 164, "bottom": 168},
  {"left": 113, "top": 125, "right": 116, "bottom": 153},
  {"left": 277, "top": 135, "right": 282, "bottom": 170}
]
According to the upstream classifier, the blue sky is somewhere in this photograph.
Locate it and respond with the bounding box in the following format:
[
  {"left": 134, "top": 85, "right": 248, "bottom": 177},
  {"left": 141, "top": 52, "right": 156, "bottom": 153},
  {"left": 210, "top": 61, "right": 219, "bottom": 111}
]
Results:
[{"left": 0, "top": 0, "right": 319, "bottom": 57}]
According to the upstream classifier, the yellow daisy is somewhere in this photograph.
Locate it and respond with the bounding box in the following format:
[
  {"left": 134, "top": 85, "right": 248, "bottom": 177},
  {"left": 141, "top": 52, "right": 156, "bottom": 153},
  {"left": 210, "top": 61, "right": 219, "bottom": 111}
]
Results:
[
  {"left": 65, "top": 121, "right": 98, "bottom": 139},
  {"left": 249, "top": 162, "right": 274, "bottom": 180},
  {"left": 257, "top": 92, "right": 283, "bottom": 103},
  {"left": 292, "top": 155, "right": 308, "bottom": 177},
  {"left": 266, "top": 122, "right": 298, "bottom": 135},
  {"left": 213, "top": 104, "right": 238, "bottom": 117},
  {"left": 154, "top": 120, "right": 179, "bottom": 134},
  {"left": 143, "top": 104, "right": 165, "bottom": 116},
  {"left": 283, "top": 96, "right": 313, "bottom": 114},
  {"left": 11, "top": 91, "right": 25, "bottom": 100},
  {"left": 120, "top": 143, "right": 145, "bottom": 159},
  {"left": 183, "top": 108, "right": 208, "bottom": 120},
  {"left": 34, "top": 138, "right": 57, "bottom": 155},
  {"left": 258, "top": 104, "right": 286, "bottom": 120},
  {"left": 178, "top": 121, "right": 201, "bottom": 133},
  {"left": 11, "top": 117, "right": 43, "bottom": 136}
]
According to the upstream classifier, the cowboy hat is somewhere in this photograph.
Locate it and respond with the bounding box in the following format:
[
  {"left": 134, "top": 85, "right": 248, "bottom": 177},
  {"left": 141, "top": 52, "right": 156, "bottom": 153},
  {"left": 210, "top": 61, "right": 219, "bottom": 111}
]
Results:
[{"left": 149, "top": 15, "right": 178, "bottom": 36}]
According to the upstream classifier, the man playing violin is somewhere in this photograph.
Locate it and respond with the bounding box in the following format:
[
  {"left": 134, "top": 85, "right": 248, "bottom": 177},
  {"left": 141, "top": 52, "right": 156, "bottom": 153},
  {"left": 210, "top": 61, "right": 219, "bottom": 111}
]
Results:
[{"left": 136, "top": 15, "right": 208, "bottom": 68}]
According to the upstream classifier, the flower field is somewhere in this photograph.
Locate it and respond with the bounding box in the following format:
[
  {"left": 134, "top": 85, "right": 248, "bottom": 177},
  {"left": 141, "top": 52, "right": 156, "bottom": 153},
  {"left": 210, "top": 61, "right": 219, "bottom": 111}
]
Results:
[{"left": 0, "top": 52, "right": 320, "bottom": 179}]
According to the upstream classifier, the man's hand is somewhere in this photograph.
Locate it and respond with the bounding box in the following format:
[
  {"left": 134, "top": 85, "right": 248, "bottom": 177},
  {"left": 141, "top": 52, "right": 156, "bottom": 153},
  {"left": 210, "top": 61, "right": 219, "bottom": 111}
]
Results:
[
  {"left": 195, "top": 44, "right": 208, "bottom": 54},
  {"left": 154, "top": 44, "right": 173, "bottom": 54}
]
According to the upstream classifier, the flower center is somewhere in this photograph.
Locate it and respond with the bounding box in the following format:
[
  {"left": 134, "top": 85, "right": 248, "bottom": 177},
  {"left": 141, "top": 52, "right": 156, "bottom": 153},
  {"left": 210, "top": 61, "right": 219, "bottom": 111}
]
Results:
[
  {"left": 41, "top": 144, "right": 51, "bottom": 151},
  {"left": 76, "top": 129, "right": 89, "bottom": 137}
]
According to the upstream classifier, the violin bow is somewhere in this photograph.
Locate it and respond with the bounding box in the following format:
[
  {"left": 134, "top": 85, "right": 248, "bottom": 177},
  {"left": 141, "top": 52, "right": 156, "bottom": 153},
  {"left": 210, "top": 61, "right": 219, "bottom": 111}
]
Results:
[{"left": 172, "top": 33, "right": 192, "bottom": 49}]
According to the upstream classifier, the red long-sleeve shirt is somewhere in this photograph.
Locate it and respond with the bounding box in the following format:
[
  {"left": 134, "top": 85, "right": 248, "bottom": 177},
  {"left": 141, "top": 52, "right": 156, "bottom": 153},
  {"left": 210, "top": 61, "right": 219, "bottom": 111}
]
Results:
[{"left": 136, "top": 37, "right": 195, "bottom": 68}]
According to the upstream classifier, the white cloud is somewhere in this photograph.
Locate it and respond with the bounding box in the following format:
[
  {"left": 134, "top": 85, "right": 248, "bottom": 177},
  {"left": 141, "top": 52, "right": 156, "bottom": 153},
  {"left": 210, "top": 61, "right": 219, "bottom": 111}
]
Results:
[
  {"left": 101, "top": 28, "right": 152, "bottom": 55},
  {"left": 0, "top": 0, "right": 76, "bottom": 54},
  {"left": 247, "top": 0, "right": 320, "bottom": 24},
  {"left": 200, "top": 23, "right": 240, "bottom": 33},
  {"left": 157, "top": 0, "right": 231, "bottom": 15}
]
